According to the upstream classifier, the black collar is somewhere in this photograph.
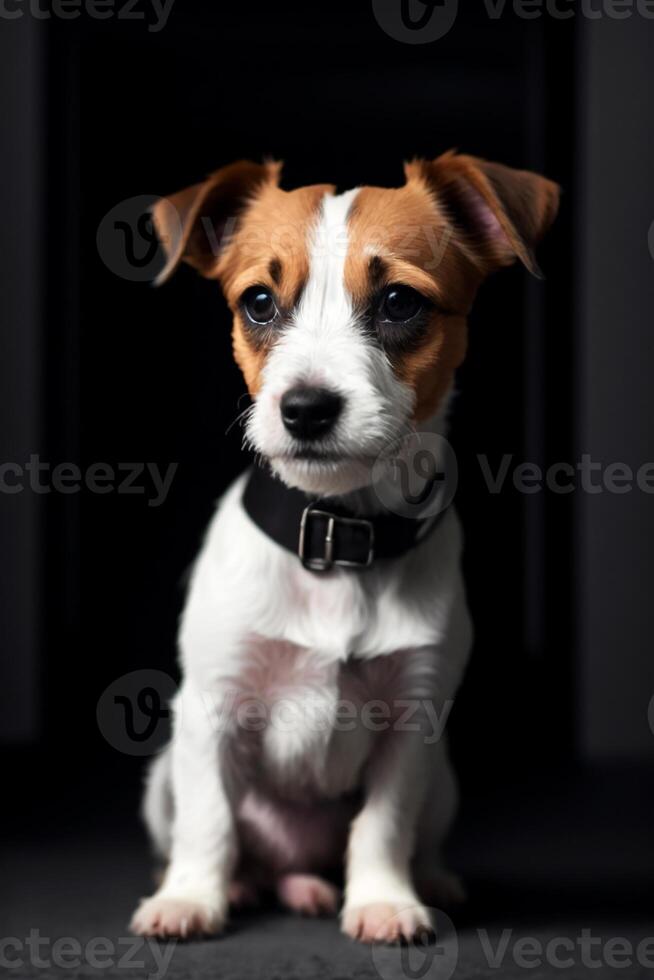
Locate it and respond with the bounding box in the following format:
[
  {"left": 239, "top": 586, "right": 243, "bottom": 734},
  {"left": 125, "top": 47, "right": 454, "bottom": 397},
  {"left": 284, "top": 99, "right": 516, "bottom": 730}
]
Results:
[{"left": 242, "top": 462, "right": 448, "bottom": 573}]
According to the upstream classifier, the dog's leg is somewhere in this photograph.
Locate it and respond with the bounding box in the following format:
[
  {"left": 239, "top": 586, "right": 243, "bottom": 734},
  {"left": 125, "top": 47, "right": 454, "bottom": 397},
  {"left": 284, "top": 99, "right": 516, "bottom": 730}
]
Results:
[
  {"left": 141, "top": 744, "right": 173, "bottom": 860},
  {"left": 130, "top": 682, "right": 237, "bottom": 938},
  {"left": 341, "top": 726, "right": 434, "bottom": 943},
  {"left": 341, "top": 644, "right": 466, "bottom": 944},
  {"left": 413, "top": 740, "right": 466, "bottom": 908}
]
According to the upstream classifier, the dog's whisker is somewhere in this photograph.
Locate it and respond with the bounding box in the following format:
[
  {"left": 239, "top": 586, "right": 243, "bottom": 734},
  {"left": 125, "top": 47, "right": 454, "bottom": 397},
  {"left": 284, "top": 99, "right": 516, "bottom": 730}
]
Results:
[{"left": 225, "top": 403, "right": 254, "bottom": 437}]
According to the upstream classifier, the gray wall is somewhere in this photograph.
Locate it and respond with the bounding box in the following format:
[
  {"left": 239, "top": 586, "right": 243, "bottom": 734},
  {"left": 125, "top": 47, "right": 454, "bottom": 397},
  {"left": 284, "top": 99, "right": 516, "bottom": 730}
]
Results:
[
  {"left": 0, "top": 18, "right": 43, "bottom": 742},
  {"left": 577, "top": 14, "right": 654, "bottom": 757}
]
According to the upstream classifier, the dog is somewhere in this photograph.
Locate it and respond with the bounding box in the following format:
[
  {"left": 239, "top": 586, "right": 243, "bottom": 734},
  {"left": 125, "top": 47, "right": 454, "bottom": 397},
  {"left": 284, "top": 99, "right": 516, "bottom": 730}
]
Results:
[{"left": 130, "top": 152, "right": 559, "bottom": 943}]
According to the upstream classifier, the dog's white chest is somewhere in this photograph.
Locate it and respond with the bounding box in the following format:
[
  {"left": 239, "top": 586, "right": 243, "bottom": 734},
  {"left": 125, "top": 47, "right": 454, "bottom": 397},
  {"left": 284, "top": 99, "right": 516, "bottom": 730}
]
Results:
[{"left": 231, "top": 636, "right": 373, "bottom": 799}]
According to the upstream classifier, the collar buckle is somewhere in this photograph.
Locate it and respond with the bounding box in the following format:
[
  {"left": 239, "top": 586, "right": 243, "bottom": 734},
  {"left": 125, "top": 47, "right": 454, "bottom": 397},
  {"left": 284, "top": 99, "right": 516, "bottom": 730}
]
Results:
[{"left": 298, "top": 503, "right": 375, "bottom": 572}]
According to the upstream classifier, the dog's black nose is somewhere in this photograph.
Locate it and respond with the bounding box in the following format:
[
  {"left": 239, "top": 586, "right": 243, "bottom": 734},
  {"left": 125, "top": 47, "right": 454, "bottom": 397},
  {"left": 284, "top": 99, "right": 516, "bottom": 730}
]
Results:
[{"left": 281, "top": 386, "right": 343, "bottom": 441}]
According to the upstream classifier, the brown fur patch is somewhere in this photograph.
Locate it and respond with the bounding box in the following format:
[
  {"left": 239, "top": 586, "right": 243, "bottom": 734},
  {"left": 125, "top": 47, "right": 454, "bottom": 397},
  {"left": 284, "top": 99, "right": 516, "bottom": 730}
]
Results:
[
  {"left": 396, "top": 313, "right": 468, "bottom": 421},
  {"left": 215, "top": 182, "right": 334, "bottom": 394},
  {"left": 345, "top": 182, "right": 477, "bottom": 421}
]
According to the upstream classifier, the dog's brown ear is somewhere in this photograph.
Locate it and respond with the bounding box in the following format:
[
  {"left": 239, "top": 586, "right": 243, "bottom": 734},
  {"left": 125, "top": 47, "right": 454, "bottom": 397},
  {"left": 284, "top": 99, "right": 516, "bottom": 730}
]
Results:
[
  {"left": 406, "top": 150, "right": 559, "bottom": 277},
  {"left": 151, "top": 159, "right": 282, "bottom": 285}
]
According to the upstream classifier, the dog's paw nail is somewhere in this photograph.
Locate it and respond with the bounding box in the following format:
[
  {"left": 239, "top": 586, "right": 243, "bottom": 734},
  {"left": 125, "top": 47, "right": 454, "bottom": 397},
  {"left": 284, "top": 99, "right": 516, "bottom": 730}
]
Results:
[
  {"left": 342, "top": 902, "right": 432, "bottom": 945},
  {"left": 130, "top": 896, "right": 224, "bottom": 939}
]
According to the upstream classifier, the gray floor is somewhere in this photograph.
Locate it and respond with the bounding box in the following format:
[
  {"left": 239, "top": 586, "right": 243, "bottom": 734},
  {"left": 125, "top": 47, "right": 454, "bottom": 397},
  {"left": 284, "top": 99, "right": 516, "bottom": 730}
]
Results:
[{"left": 4, "top": 771, "right": 654, "bottom": 978}]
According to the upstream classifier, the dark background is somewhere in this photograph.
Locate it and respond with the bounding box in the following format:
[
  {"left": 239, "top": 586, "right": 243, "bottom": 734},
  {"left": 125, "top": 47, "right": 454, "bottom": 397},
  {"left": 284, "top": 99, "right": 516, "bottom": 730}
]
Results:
[{"left": 2, "top": 0, "right": 653, "bottom": 933}]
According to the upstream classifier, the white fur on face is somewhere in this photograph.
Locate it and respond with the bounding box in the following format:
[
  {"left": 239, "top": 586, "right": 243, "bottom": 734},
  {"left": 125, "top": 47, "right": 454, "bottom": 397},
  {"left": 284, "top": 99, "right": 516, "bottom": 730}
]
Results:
[{"left": 246, "top": 188, "right": 415, "bottom": 496}]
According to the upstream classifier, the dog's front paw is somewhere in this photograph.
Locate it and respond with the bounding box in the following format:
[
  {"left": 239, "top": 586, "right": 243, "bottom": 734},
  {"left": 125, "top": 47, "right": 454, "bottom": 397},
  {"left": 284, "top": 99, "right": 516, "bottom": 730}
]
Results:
[
  {"left": 342, "top": 901, "right": 433, "bottom": 944},
  {"left": 130, "top": 895, "right": 225, "bottom": 938}
]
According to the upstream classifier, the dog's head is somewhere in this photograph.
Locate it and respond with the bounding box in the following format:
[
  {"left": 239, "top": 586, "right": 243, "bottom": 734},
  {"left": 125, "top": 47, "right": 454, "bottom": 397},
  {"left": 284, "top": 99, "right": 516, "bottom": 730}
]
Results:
[{"left": 152, "top": 154, "right": 559, "bottom": 495}]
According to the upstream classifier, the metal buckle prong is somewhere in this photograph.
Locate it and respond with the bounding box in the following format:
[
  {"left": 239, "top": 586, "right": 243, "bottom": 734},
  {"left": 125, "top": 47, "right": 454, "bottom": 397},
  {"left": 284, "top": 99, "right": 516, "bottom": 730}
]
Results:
[
  {"left": 323, "top": 515, "right": 335, "bottom": 567},
  {"left": 298, "top": 503, "right": 374, "bottom": 572}
]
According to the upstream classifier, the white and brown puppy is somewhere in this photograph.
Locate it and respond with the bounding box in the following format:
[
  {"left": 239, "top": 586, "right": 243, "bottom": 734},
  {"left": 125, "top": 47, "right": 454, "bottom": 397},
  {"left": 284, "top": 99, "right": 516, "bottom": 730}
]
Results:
[{"left": 130, "top": 154, "right": 559, "bottom": 943}]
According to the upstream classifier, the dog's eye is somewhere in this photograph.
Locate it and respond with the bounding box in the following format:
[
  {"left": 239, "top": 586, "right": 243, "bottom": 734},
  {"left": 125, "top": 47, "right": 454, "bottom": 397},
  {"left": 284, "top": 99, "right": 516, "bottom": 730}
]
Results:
[
  {"left": 381, "top": 285, "right": 423, "bottom": 323},
  {"left": 242, "top": 286, "right": 278, "bottom": 325}
]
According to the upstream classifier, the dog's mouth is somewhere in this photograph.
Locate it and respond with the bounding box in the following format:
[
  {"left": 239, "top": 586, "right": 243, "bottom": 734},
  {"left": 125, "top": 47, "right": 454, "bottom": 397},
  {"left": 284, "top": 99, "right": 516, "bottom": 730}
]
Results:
[
  {"left": 275, "top": 448, "right": 376, "bottom": 465},
  {"left": 268, "top": 447, "right": 388, "bottom": 495},
  {"left": 292, "top": 448, "right": 348, "bottom": 463}
]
